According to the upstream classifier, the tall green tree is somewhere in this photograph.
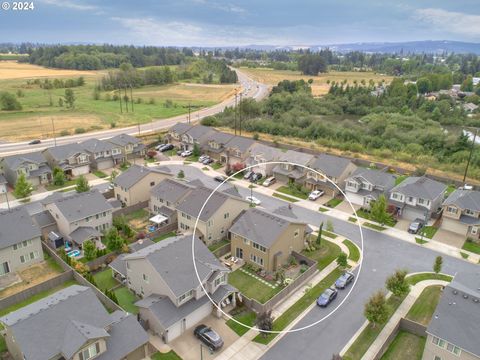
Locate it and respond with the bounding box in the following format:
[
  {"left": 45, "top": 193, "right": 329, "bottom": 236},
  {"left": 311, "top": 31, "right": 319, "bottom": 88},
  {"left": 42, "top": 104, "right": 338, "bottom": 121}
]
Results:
[
  {"left": 370, "top": 195, "right": 392, "bottom": 225},
  {"left": 75, "top": 175, "right": 90, "bottom": 193},
  {"left": 0, "top": 91, "right": 22, "bottom": 110},
  {"left": 14, "top": 173, "right": 33, "bottom": 199},
  {"left": 82, "top": 240, "right": 97, "bottom": 261},
  {"left": 316, "top": 222, "right": 324, "bottom": 246},
  {"left": 336, "top": 252, "right": 348, "bottom": 267},
  {"left": 255, "top": 311, "right": 274, "bottom": 336},
  {"left": 385, "top": 269, "right": 410, "bottom": 298},
  {"left": 433, "top": 256, "right": 443, "bottom": 274},
  {"left": 364, "top": 291, "right": 389, "bottom": 328},
  {"left": 105, "top": 227, "right": 124, "bottom": 251},
  {"left": 64, "top": 88, "right": 76, "bottom": 109},
  {"left": 53, "top": 167, "right": 66, "bottom": 186}
]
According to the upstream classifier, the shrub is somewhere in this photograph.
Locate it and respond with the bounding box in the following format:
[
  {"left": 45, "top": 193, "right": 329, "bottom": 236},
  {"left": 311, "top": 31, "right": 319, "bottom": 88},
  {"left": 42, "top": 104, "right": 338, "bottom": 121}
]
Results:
[
  {"left": 75, "top": 127, "right": 86, "bottom": 134},
  {"left": 59, "top": 130, "right": 70, "bottom": 136}
]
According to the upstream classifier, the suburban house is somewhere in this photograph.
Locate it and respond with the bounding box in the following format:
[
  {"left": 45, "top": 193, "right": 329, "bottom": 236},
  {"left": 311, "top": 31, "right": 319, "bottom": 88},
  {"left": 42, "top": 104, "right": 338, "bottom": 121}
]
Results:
[
  {"left": 176, "top": 124, "right": 217, "bottom": 151},
  {"left": 344, "top": 168, "right": 397, "bottom": 208},
  {"left": 43, "top": 190, "right": 113, "bottom": 250},
  {"left": 422, "top": 272, "right": 480, "bottom": 360},
  {"left": 204, "top": 131, "right": 234, "bottom": 162},
  {"left": 0, "top": 206, "right": 43, "bottom": 277},
  {"left": 106, "top": 133, "right": 146, "bottom": 162},
  {"left": 229, "top": 208, "right": 310, "bottom": 272},
  {"left": 272, "top": 150, "right": 315, "bottom": 184},
  {"left": 175, "top": 185, "right": 249, "bottom": 245},
  {"left": 0, "top": 151, "right": 52, "bottom": 187},
  {"left": 0, "top": 174, "right": 7, "bottom": 193},
  {"left": 122, "top": 236, "right": 235, "bottom": 343},
  {"left": 113, "top": 164, "right": 171, "bottom": 207},
  {"left": 245, "top": 143, "right": 282, "bottom": 176},
  {"left": 42, "top": 143, "right": 91, "bottom": 177},
  {"left": 80, "top": 138, "right": 123, "bottom": 170},
  {"left": 441, "top": 189, "right": 480, "bottom": 240},
  {"left": 222, "top": 136, "right": 256, "bottom": 167},
  {"left": 167, "top": 122, "right": 193, "bottom": 149},
  {"left": 0, "top": 285, "right": 150, "bottom": 360},
  {"left": 388, "top": 176, "right": 447, "bottom": 220},
  {"left": 305, "top": 154, "right": 357, "bottom": 196}
]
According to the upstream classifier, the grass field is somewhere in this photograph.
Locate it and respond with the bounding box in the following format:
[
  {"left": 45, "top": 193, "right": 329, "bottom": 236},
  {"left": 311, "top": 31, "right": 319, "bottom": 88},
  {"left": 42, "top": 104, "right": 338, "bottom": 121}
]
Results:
[
  {"left": 406, "top": 286, "right": 442, "bottom": 325},
  {"left": 380, "top": 330, "right": 426, "bottom": 360},
  {"left": 0, "top": 61, "right": 235, "bottom": 141},
  {"left": 239, "top": 67, "right": 393, "bottom": 96}
]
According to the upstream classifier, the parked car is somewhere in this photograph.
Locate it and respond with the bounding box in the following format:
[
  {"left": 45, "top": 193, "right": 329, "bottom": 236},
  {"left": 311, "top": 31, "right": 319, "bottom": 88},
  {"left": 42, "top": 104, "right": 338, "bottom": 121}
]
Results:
[
  {"left": 194, "top": 325, "right": 224, "bottom": 351},
  {"left": 263, "top": 177, "right": 276, "bottom": 187},
  {"left": 28, "top": 139, "right": 41, "bottom": 145},
  {"left": 335, "top": 272, "right": 355, "bottom": 289},
  {"left": 316, "top": 287, "right": 338, "bottom": 307},
  {"left": 158, "top": 143, "right": 174, "bottom": 152},
  {"left": 181, "top": 149, "right": 193, "bottom": 157},
  {"left": 250, "top": 173, "right": 263, "bottom": 183},
  {"left": 243, "top": 171, "right": 254, "bottom": 180},
  {"left": 245, "top": 196, "right": 261, "bottom": 205},
  {"left": 198, "top": 154, "right": 209, "bottom": 162},
  {"left": 408, "top": 218, "right": 425, "bottom": 234},
  {"left": 202, "top": 157, "right": 214, "bottom": 165},
  {"left": 214, "top": 175, "right": 228, "bottom": 182},
  {"left": 308, "top": 190, "right": 325, "bottom": 201}
]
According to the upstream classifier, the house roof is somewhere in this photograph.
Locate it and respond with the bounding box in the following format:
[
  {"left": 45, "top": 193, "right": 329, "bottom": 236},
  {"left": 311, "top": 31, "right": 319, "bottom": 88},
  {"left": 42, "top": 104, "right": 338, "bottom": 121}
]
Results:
[
  {"left": 113, "top": 164, "right": 171, "bottom": 190},
  {"left": 185, "top": 125, "right": 216, "bottom": 142},
  {"left": 50, "top": 190, "right": 113, "bottom": 222},
  {"left": 107, "top": 133, "right": 142, "bottom": 147},
  {"left": 279, "top": 150, "right": 315, "bottom": 166},
  {"left": 32, "top": 210, "right": 56, "bottom": 228},
  {"left": 0, "top": 207, "right": 41, "bottom": 250},
  {"left": 69, "top": 226, "right": 102, "bottom": 245},
  {"left": 226, "top": 136, "right": 256, "bottom": 153},
  {"left": 426, "top": 272, "right": 480, "bottom": 357},
  {"left": 80, "top": 138, "right": 115, "bottom": 153},
  {"left": 1, "top": 151, "right": 47, "bottom": 170},
  {"left": 443, "top": 189, "right": 480, "bottom": 212},
  {"left": 208, "top": 131, "right": 234, "bottom": 146},
  {"left": 129, "top": 238, "right": 155, "bottom": 252},
  {"left": 109, "top": 254, "right": 128, "bottom": 277},
  {"left": 124, "top": 235, "right": 227, "bottom": 297},
  {"left": 169, "top": 122, "right": 193, "bottom": 135},
  {"left": 150, "top": 178, "right": 195, "bottom": 204},
  {"left": 310, "top": 153, "right": 354, "bottom": 178},
  {"left": 230, "top": 208, "right": 305, "bottom": 248},
  {"left": 349, "top": 168, "right": 396, "bottom": 190},
  {"left": 391, "top": 176, "right": 447, "bottom": 200},
  {"left": 43, "top": 143, "right": 87, "bottom": 161},
  {"left": 249, "top": 143, "right": 282, "bottom": 161}
]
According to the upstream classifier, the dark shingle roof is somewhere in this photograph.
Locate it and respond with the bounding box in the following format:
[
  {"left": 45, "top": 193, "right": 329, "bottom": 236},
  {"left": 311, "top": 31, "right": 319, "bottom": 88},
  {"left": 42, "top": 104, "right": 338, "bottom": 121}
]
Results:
[
  {"left": 44, "top": 143, "right": 87, "bottom": 161},
  {"left": 80, "top": 138, "right": 114, "bottom": 153},
  {"left": 279, "top": 150, "right": 315, "bottom": 166},
  {"left": 208, "top": 131, "right": 234, "bottom": 146},
  {"left": 249, "top": 143, "right": 282, "bottom": 161},
  {"left": 349, "top": 168, "right": 396, "bottom": 190},
  {"left": 32, "top": 210, "right": 56, "bottom": 228},
  {"left": 69, "top": 226, "right": 101, "bottom": 245},
  {"left": 169, "top": 122, "right": 192, "bottom": 135},
  {"left": 150, "top": 178, "right": 195, "bottom": 203},
  {"left": 443, "top": 189, "right": 480, "bottom": 212},
  {"left": 51, "top": 190, "right": 113, "bottom": 222},
  {"left": 185, "top": 125, "right": 216, "bottom": 142},
  {"left": 175, "top": 186, "right": 230, "bottom": 221},
  {"left": 113, "top": 165, "right": 171, "bottom": 190},
  {"left": 391, "top": 176, "right": 447, "bottom": 200},
  {"left": 2, "top": 151, "right": 47, "bottom": 170},
  {"left": 310, "top": 153, "right": 354, "bottom": 178},
  {"left": 226, "top": 136, "right": 256, "bottom": 153},
  {"left": 107, "top": 133, "right": 142, "bottom": 147},
  {"left": 0, "top": 207, "right": 41, "bottom": 250}
]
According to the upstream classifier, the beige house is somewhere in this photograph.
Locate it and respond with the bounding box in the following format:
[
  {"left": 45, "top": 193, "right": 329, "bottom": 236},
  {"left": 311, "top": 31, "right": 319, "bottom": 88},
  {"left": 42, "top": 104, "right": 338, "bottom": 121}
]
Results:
[
  {"left": 245, "top": 143, "right": 283, "bottom": 176},
  {"left": 113, "top": 165, "right": 171, "bottom": 207},
  {"left": 221, "top": 136, "right": 256, "bottom": 167},
  {"left": 441, "top": 189, "right": 480, "bottom": 240},
  {"left": 204, "top": 131, "right": 234, "bottom": 162},
  {"left": 229, "top": 208, "right": 310, "bottom": 272},
  {"left": 106, "top": 133, "right": 146, "bottom": 162},
  {"left": 0, "top": 151, "right": 52, "bottom": 187},
  {"left": 167, "top": 122, "right": 193, "bottom": 149},
  {"left": 42, "top": 143, "right": 91, "bottom": 177}
]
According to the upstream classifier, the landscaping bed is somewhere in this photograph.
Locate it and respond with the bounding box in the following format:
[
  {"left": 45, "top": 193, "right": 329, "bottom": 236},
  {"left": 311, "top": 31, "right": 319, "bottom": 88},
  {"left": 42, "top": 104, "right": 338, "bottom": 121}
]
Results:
[
  {"left": 363, "top": 222, "right": 387, "bottom": 231},
  {"left": 462, "top": 238, "right": 480, "bottom": 255},
  {"left": 356, "top": 208, "right": 396, "bottom": 227},
  {"left": 302, "top": 239, "right": 341, "bottom": 271},
  {"left": 343, "top": 239, "right": 361, "bottom": 262}
]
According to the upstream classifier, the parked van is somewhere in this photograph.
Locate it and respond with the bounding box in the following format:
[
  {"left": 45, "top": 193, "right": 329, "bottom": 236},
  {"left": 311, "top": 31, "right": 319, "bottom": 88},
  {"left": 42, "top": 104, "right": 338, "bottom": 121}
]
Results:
[{"left": 263, "top": 177, "right": 276, "bottom": 187}]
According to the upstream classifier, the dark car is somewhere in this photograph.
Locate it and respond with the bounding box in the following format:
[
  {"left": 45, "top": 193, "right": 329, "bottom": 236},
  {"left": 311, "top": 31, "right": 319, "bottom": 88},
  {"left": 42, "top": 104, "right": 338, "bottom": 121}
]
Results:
[
  {"left": 335, "top": 272, "right": 355, "bottom": 289},
  {"left": 317, "top": 287, "right": 338, "bottom": 307},
  {"left": 214, "top": 175, "right": 227, "bottom": 182},
  {"left": 202, "top": 157, "right": 214, "bottom": 165},
  {"left": 250, "top": 172, "right": 263, "bottom": 183},
  {"left": 28, "top": 139, "right": 41, "bottom": 145},
  {"left": 194, "top": 325, "right": 224, "bottom": 351},
  {"left": 408, "top": 218, "right": 424, "bottom": 234},
  {"left": 243, "top": 171, "right": 254, "bottom": 180},
  {"left": 159, "top": 144, "right": 174, "bottom": 152}
]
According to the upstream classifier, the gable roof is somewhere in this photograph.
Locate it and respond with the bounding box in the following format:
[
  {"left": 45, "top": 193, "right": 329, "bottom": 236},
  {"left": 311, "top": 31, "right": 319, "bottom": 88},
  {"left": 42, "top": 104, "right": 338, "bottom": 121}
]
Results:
[
  {"left": 50, "top": 190, "right": 113, "bottom": 222},
  {"left": 349, "top": 168, "right": 396, "bottom": 189},
  {"left": 124, "top": 235, "right": 226, "bottom": 297},
  {"left": 225, "top": 136, "right": 256, "bottom": 153},
  {"left": 169, "top": 122, "right": 193, "bottom": 135},
  {"left": 113, "top": 164, "right": 171, "bottom": 190},
  {"left": 150, "top": 178, "right": 195, "bottom": 204},
  {"left": 43, "top": 143, "right": 87, "bottom": 161},
  {"left": 249, "top": 143, "right": 282, "bottom": 161},
  {"left": 443, "top": 189, "right": 480, "bottom": 212},
  {"left": 0, "top": 207, "right": 41, "bottom": 250},
  {"left": 208, "top": 131, "right": 235, "bottom": 146},
  {"left": 391, "top": 176, "right": 447, "bottom": 200},
  {"left": 310, "top": 153, "right": 355, "bottom": 178},
  {"left": 2, "top": 151, "right": 47, "bottom": 170},
  {"left": 80, "top": 138, "right": 114, "bottom": 153},
  {"left": 107, "top": 133, "right": 142, "bottom": 147},
  {"left": 184, "top": 125, "right": 216, "bottom": 142},
  {"left": 69, "top": 226, "right": 102, "bottom": 245},
  {"left": 279, "top": 150, "right": 315, "bottom": 166}
]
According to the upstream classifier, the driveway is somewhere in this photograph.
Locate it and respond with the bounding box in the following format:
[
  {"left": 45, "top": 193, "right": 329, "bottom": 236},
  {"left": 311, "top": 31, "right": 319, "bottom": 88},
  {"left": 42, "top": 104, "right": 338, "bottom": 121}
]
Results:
[
  {"left": 336, "top": 201, "right": 360, "bottom": 214},
  {"left": 432, "top": 229, "right": 466, "bottom": 248},
  {"left": 170, "top": 315, "right": 239, "bottom": 360},
  {"left": 394, "top": 218, "right": 411, "bottom": 232}
]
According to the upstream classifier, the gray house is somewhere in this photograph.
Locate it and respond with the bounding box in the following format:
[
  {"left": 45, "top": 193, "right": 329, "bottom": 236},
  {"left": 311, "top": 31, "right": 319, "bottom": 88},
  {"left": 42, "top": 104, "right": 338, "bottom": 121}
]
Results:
[
  {"left": 124, "top": 235, "right": 234, "bottom": 343},
  {"left": 0, "top": 285, "right": 149, "bottom": 360},
  {"left": 178, "top": 125, "right": 217, "bottom": 151},
  {"left": 42, "top": 143, "right": 90, "bottom": 177},
  {"left": 345, "top": 168, "right": 397, "bottom": 208},
  {"left": 204, "top": 131, "right": 234, "bottom": 162},
  {"left": 0, "top": 206, "right": 43, "bottom": 277},
  {"left": 272, "top": 150, "right": 315, "bottom": 184},
  {"left": 441, "top": 189, "right": 480, "bottom": 240},
  {"left": 245, "top": 143, "right": 282, "bottom": 176},
  {"left": 222, "top": 136, "right": 256, "bottom": 167},
  {"left": 80, "top": 138, "right": 123, "bottom": 170},
  {"left": 389, "top": 176, "right": 447, "bottom": 221},
  {"left": 422, "top": 272, "right": 480, "bottom": 360},
  {"left": 106, "top": 133, "right": 146, "bottom": 162},
  {"left": 0, "top": 151, "right": 52, "bottom": 187}
]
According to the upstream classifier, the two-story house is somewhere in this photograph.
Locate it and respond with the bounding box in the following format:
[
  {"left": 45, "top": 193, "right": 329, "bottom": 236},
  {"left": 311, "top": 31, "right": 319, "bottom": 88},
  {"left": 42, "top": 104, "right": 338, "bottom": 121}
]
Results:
[
  {"left": 175, "top": 185, "right": 249, "bottom": 245},
  {"left": 204, "top": 131, "right": 234, "bottom": 162},
  {"left": 272, "top": 150, "right": 315, "bottom": 185},
  {"left": 167, "top": 122, "right": 193, "bottom": 149},
  {"left": 344, "top": 168, "right": 397, "bottom": 208},
  {"left": 114, "top": 164, "right": 172, "bottom": 207},
  {"left": 422, "top": 272, "right": 480, "bottom": 360},
  {"left": 230, "top": 208, "right": 310, "bottom": 272},
  {"left": 221, "top": 136, "right": 256, "bottom": 167},
  {"left": 44, "top": 190, "right": 113, "bottom": 250},
  {"left": 245, "top": 143, "right": 282, "bottom": 177},
  {"left": 388, "top": 176, "right": 447, "bottom": 221},
  {"left": 124, "top": 236, "right": 235, "bottom": 343},
  {"left": 304, "top": 154, "right": 357, "bottom": 197},
  {"left": 0, "top": 285, "right": 149, "bottom": 360},
  {"left": 0, "top": 151, "right": 52, "bottom": 187},
  {"left": 80, "top": 138, "right": 123, "bottom": 170},
  {"left": 178, "top": 125, "right": 217, "bottom": 151},
  {"left": 106, "top": 133, "right": 146, "bottom": 162},
  {"left": 441, "top": 189, "right": 480, "bottom": 240},
  {"left": 42, "top": 143, "right": 90, "bottom": 177},
  {"left": 0, "top": 207, "right": 43, "bottom": 277}
]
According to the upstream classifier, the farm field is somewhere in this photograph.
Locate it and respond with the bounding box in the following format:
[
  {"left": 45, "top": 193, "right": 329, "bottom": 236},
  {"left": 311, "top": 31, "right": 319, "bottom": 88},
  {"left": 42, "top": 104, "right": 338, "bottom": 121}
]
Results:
[
  {"left": 239, "top": 67, "right": 393, "bottom": 96},
  {"left": 0, "top": 61, "right": 236, "bottom": 141}
]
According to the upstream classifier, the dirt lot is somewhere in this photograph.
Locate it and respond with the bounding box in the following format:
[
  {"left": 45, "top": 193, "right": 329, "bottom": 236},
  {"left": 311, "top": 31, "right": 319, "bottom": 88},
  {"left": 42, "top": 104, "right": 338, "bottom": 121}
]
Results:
[{"left": 0, "top": 61, "right": 98, "bottom": 79}]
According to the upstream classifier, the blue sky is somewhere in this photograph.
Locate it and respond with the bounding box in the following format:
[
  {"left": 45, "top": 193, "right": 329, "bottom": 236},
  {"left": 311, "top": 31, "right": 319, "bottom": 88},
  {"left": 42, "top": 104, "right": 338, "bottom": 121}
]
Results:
[{"left": 1, "top": 0, "right": 480, "bottom": 46}]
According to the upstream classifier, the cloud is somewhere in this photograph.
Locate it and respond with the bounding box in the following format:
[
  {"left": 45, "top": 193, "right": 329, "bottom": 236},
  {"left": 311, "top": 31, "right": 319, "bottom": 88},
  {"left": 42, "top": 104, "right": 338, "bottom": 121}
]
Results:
[
  {"left": 39, "top": 0, "right": 98, "bottom": 11},
  {"left": 413, "top": 8, "right": 480, "bottom": 38},
  {"left": 191, "top": 0, "right": 246, "bottom": 14}
]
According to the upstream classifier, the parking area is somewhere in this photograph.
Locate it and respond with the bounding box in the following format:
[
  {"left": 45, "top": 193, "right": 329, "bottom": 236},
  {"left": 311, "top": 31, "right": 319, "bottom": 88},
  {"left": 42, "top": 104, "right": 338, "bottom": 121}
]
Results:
[
  {"left": 170, "top": 315, "right": 239, "bottom": 360},
  {"left": 432, "top": 229, "right": 466, "bottom": 248}
]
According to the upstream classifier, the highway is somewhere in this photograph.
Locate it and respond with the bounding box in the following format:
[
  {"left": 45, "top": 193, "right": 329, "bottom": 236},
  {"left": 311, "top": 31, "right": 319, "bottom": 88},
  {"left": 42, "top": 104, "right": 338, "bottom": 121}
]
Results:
[{"left": 0, "top": 68, "right": 269, "bottom": 157}]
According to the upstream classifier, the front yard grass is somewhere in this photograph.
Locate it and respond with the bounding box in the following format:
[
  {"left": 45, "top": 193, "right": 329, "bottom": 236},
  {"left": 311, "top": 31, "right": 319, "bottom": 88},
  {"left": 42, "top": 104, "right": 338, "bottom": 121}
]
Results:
[
  {"left": 363, "top": 222, "right": 387, "bottom": 231},
  {"left": 406, "top": 286, "right": 442, "bottom": 326},
  {"left": 93, "top": 170, "right": 108, "bottom": 178},
  {"left": 462, "top": 238, "right": 480, "bottom": 255},
  {"left": 152, "top": 231, "right": 177, "bottom": 242},
  {"left": 415, "top": 237, "right": 428, "bottom": 245},
  {"left": 228, "top": 269, "right": 281, "bottom": 304},
  {"left": 302, "top": 239, "right": 342, "bottom": 271},
  {"left": 226, "top": 310, "right": 256, "bottom": 336},
  {"left": 114, "top": 287, "right": 139, "bottom": 314},
  {"left": 380, "top": 330, "right": 426, "bottom": 360},
  {"left": 325, "top": 198, "right": 343, "bottom": 208},
  {"left": 276, "top": 185, "right": 308, "bottom": 200},
  {"left": 419, "top": 226, "right": 437, "bottom": 239},
  {"left": 151, "top": 350, "right": 182, "bottom": 360},
  {"left": 45, "top": 179, "right": 77, "bottom": 191},
  {"left": 93, "top": 268, "right": 118, "bottom": 291},
  {"left": 348, "top": 217, "right": 357, "bottom": 223},
  {"left": 211, "top": 162, "right": 223, "bottom": 170},
  {"left": 343, "top": 239, "right": 361, "bottom": 262},
  {"left": 319, "top": 206, "right": 329, "bottom": 212},
  {"left": 322, "top": 230, "right": 337, "bottom": 239},
  {"left": 272, "top": 192, "right": 299, "bottom": 202}
]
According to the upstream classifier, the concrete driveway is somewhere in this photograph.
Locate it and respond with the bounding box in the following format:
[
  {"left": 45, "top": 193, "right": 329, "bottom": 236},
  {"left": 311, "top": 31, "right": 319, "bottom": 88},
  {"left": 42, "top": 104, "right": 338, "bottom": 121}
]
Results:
[
  {"left": 433, "top": 229, "right": 466, "bottom": 248},
  {"left": 394, "top": 219, "right": 411, "bottom": 232},
  {"left": 335, "top": 201, "right": 360, "bottom": 214},
  {"left": 170, "top": 315, "right": 239, "bottom": 360}
]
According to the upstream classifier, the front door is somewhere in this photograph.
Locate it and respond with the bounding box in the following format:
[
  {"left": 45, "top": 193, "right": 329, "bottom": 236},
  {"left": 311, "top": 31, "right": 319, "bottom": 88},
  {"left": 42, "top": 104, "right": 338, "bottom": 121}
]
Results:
[
  {"left": 181, "top": 318, "right": 186, "bottom": 333},
  {"left": 236, "top": 247, "right": 243, "bottom": 259}
]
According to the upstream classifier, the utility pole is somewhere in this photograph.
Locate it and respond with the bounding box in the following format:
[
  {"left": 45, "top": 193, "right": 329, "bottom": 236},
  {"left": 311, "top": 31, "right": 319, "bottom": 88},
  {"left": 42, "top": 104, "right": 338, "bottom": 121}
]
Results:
[
  {"left": 234, "top": 89, "right": 238, "bottom": 136},
  {"left": 188, "top": 102, "right": 191, "bottom": 124},
  {"left": 137, "top": 123, "right": 141, "bottom": 135},
  {"left": 130, "top": 86, "right": 134, "bottom": 112},
  {"left": 463, "top": 128, "right": 478, "bottom": 185},
  {"left": 119, "top": 89, "right": 123, "bottom": 113},
  {"left": 239, "top": 92, "right": 243, "bottom": 136},
  {"left": 51, "top": 118, "right": 57, "bottom": 147}
]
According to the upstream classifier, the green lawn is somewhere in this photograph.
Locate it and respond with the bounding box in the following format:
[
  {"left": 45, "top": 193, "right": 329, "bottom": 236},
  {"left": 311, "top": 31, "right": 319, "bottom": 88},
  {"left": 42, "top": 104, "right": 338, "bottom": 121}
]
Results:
[
  {"left": 152, "top": 231, "right": 177, "bottom": 242},
  {"left": 208, "top": 239, "right": 230, "bottom": 253},
  {"left": 406, "top": 286, "right": 442, "bottom": 325},
  {"left": 272, "top": 192, "right": 299, "bottom": 202},
  {"left": 253, "top": 267, "right": 342, "bottom": 345},
  {"left": 419, "top": 226, "right": 438, "bottom": 239},
  {"left": 319, "top": 207, "right": 329, "bottom": 212},
  {"left": 348, "top": 217, "right": 357, "bottom": 223},
  {"left": 461, "top": 252, "right": 469, "bottom": 259},
  {"left": 395, "top": 175, "right": 408, "bottom": 186},
  {"left": 151, "top": 350, "right": 183, "bottom": 360},
  {"left": 363, "top": 222, "right": 387, "bottom": 231},
  {"left": 380, "top": 330, "right": 426, "bottom": 360},
  {"left": 93, "top": 170, "right": 108, "bottom": 178},
  {"left": 45, "top": 179, "right": 77, "bottom": 191},
  {"left": 462, "top": 239, "right": 480, "bottom": 255},
  {"left": 415, "top": 238, "right": 428, "bottom": 245},
  {"left": 124, "top": 208, "right": 149, "bottom": 221},
  {"left": 228, "top": 268, "right": 280, "bottom": 304},
  {"left": 44, "top": 253, "right": 64, "bottom": 273},
  {"left": 323, "top": 230, "right": 337, "bottom": 239},
  {"left": 114, "top": 287, "right": 139, "bottom": 314},
  {"left": 445, "top": 184, "right": 456, "bottom": 196},
  {"left": 226, "top": 310, "right": 256, "bottom": 336},
  {"left": 0, "top": 336, "right": 6, "bottom": 354},
  {"left": 93, "top": 268, "right": 118, "bottom": 291},
  {"left": 407, "top": 273, "right": 452, "bottom": 285},
  {"left": 325, "top": 198, "right": 343, "bottom": 208},
  {"left": 211, "top": 162, "right": 223, "bottom": 170},
  {"left": 343, "top": 239, "right": 361, "bottom": 262},
  {"left": 276, "top": 185, "right": 308, "bottom": 200},
  {"left": 302, "top": 239, "right": 342, "bottom": 271}
]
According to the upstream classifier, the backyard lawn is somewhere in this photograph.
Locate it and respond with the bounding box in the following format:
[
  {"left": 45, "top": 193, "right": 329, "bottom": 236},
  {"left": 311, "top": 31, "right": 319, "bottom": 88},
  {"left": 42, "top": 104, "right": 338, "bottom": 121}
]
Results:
[
  {"left": 208, "top": 239, "right": 230, "bottom": 253},
  {"left": 152, "top": 231, "right": 177, "bottom": 242},
  {"left": 228, "top": 268, "right": 280, "bottom": 304},
  {"left": 406, "top": 286, "right": 442, "bottom": 325},
  {"left": 302, "top": 238, "right": 342, "bottom": 270},
  {"left": 380, "top": 330, "right": 426, "bottom": 360},
  {"left": 114, "top": 287, "right": 139, "bottom": 314},
  {"left": 93, "top": 268, "right": 118, "bottom": 291}
]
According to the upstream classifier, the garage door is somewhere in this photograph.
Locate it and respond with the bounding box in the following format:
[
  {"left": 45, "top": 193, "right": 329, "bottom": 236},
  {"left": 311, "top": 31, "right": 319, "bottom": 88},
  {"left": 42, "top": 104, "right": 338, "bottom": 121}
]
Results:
[
  {"left": 166, "top": 301, "right": 212, "bottom": 343},
  {"left": 72, "top": 165, "right": 90, "bottom": 176},
  {"left": 402, "top": 207, "right": 426, "bottom": 221},
  {"left": 97, "top": 159, "right": 114, "bottom": 170},
  {"left": 344, "top": 192, "right": 364, "bottom": 207},
  {"left": 441, "top": 217, "right": 467, "bottom": 236}
]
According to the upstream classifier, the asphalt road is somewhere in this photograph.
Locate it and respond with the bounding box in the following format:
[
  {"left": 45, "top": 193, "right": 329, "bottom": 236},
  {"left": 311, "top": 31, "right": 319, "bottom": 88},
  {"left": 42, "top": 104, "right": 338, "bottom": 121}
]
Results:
[{"left": 0, "top": 68, "right": 269, "bottom": 157}]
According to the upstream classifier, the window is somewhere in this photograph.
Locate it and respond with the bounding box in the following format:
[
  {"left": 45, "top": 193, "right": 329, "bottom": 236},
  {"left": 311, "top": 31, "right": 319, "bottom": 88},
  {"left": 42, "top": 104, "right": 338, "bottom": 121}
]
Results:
[
  {"left": 294, "top": 229, "right": 299, "bottom": 238},
  {"left": 446, "top": 343, "right": 461, "bottom": 355},
  {"left": 465, "top": 208, "right": 475, "bottom": 216},
  {"left": 252, "top": 242, "right": 266, "bottom": 252},
  {"left": 447, "top": 206, "right": 458, "bottom": 214},
  {"left": 20, "top": 255, "right": 26, "bottom": 263},
  {"left": 224, "top": 212, "right": 230, "bottom": 219},
  {"left": 250, "top": 254, "right": 264, "bottom": 266},
  {"left": 150, "top": 181, "right": 155, "bottom": 187},
  {"left": 80, "top": 342, "right": 100, "bottom": 360},
  {"left": 178, "top": 289, "right": 193, "bottom": 303},
  {"left": 143, "top": 274, "right": 149, "bottom": 283},
  {"left": 243, "top": 238, "right": 250, "bottom": 245},
  {"left": 0, "top": 262, "right": 10, "bottom": 276},
  {"left": 432, "top": 336, "right": 445, "bottom": 348},
  {"left": 29, "top": 251, "right": 38, "bottom": 260}
]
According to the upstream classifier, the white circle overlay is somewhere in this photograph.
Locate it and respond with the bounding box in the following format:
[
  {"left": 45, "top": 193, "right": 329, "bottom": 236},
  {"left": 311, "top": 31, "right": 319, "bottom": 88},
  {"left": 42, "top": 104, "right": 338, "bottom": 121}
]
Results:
[{"left": 191, "top": 161, "right": 365, "bottom": 334}]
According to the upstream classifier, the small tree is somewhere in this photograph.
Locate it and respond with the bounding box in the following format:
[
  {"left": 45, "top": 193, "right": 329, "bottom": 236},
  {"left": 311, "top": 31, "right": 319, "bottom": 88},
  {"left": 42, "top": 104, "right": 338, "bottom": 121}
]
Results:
[
  {"left": 83, "top": 240, "right": 97, "bottom": 261},
  {"left": 255, "top": 311, "right": 274, "bottom": 336},
  {"left": 75, "top": 175, "right": 90, "bottom": 193},
  {"left": 64, "top": 88, "right": 76, "bottom": 109},
  {"left": 316, "top": 222, "right": 323, "bottom": 246},
  {"left": 53, "top": 167, "right": 66, "bottom": 186},
  {"left": 14, "top": 173, "right": 33, "bottom": 199},
  {"left": 177, "top": 170, "right": 185, "bottom": 179},
  {"left": 326, "top": 219, "right": 334, "bottom": 233},
  {"left": 385, "top": 269, "right": 410, "bottom": 298},
  {"left": 192, "top": 143, "right": 201, "bottom": 157},
  {"left": 370, "top": 194, "right": 393, "bottom": 225},
  {"left": 336, "top": 252, "right": 348, "bottom": 268},
  {"left": 364, "top": 290, "right": 389, "bottom": 328},
  {"left": 105, "top": 227, "right": 124, "bottom": 251},
  {"left": 109, "top": 170, "right": 118, "bottom": 183},
  {"left": 433, "top": 256, "right": 443, "bottom": 274}
]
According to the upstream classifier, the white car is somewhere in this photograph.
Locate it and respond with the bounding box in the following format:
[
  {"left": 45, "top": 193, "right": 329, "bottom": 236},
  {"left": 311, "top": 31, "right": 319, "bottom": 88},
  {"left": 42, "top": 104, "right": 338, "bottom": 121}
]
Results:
[
  {"left": 245, "top": 196, "right": 261, "bottom": 205},
  {"left": 308, "top": 190, "right": 325, "bottom": 201},
  {"left": 181, "top": 150, "right": 193, "bottom": 157}
]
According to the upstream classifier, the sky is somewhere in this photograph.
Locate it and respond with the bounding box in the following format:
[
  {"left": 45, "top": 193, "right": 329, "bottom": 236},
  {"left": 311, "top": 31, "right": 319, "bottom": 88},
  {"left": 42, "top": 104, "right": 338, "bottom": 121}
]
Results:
[{"left": 1, "top": 0, "right": 480, "bottom": 46}]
